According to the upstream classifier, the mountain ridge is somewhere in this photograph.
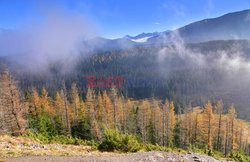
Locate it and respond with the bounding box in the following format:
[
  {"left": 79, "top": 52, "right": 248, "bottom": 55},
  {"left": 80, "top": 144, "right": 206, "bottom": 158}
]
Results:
[{"left": 102, "top": 9, "right": 250, "bottom": 47}]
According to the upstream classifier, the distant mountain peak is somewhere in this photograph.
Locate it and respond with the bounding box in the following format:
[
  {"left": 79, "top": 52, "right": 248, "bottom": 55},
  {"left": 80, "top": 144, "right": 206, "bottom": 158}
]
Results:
[{"left": 125, "top": 32, "right": 159, "bottom": 43}]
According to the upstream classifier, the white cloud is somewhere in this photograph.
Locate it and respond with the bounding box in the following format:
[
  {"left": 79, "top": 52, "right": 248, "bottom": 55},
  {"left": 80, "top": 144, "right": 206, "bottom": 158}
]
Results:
[{"left": 0, "top": 9, "right": 96, "bottom": 73}]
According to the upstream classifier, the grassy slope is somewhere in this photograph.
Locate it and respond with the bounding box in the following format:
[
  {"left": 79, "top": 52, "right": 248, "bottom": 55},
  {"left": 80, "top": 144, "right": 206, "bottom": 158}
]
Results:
[
  {"left": 0, "top": 133, "right": 249, "bottom": 161},
  {"left": 0, "top": 135, "right": 103, "bottom": 157},
  {"left": 0, "top": 134, "right": 229, "bottom": 161}
]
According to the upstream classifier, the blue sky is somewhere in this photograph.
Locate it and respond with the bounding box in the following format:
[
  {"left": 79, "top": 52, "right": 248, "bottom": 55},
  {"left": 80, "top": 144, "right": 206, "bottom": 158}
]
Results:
[{"left": 1, "top": 0, "right": 250, "bottom": 38}]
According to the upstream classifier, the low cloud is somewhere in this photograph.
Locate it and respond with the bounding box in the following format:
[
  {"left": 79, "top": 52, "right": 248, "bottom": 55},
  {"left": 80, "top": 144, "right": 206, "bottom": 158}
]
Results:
[
  {"left": 0, "top": 9, "right": 96, "bottom": 73},
  {"left": 156, "top": 31, "right": 250, "bottom": 118},
  {"left": 157, "top": 30, "right": 250, "bottom": 75}
]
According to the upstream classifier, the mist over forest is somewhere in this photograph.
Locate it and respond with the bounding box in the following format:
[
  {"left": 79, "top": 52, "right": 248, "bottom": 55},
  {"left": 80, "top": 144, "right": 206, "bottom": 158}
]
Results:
[{"left": 1, "top": 9, "right": 250, "bottom": 121}]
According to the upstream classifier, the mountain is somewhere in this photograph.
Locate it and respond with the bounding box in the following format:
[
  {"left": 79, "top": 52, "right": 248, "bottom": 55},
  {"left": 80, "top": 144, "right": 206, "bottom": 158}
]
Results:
[
  {"left": 95, "top": 9, "right": 250, "bottom": 48},
  {"left": 148, "top": 9, "right": 250, "bottom": 43},
  {"left": 124, "top": 32, "right": 159, "bottom": 43},
  {"left": 84, "top": 9, "right": 250, "bottom": 50},
  {"left": 85, "top": 36, "right": 137, "bottom": 51}
]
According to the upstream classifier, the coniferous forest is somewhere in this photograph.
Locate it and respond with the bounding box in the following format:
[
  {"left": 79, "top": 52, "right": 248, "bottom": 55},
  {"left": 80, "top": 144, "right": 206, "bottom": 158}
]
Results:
[{"left": 1, "top": 68, "right": 249, "bottom": 160}]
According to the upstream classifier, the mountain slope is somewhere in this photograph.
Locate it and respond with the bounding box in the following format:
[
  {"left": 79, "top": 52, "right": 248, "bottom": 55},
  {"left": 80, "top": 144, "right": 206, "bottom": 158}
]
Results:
[
  {"left": 125, "top": 9, "right": 250, "bottom": 45},
  {"left": 83, "top": 9, "right": 250, "bottom": 50},
  {"left": 177, "top": 9, "right": 250, "bottom": 42}
]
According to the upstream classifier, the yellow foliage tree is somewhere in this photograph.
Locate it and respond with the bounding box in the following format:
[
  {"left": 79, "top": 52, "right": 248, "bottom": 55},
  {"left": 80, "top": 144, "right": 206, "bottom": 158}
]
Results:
[
  {"left": 70, "top": 83, "right": 81, "bottom": 120},
  {"left": 40, "top": 87, "right": 54, "bottom": 115},
  {"left": 139, "top": 100, "right": 151, "bottom": 143},
  {"left": 102, "top": 91, "right": 114, "bottom": 128},
  {"left": 228, "top": 105, "right": 237, "bottom": 151},
  {"left": 202, "top": 101, "right": 214, "bottom": 150}
]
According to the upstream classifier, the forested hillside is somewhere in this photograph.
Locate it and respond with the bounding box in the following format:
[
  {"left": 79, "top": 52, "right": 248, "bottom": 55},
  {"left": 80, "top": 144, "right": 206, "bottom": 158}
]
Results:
[
  {"left": 2, "top": 40, "right": 250, "bottom": 121},
  {"left": 0, "top": 68, "right": 249, "bottom": 158}
]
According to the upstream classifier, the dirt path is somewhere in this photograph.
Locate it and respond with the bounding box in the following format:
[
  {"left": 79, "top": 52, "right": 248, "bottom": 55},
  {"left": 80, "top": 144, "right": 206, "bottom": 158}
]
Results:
[{"left": 2, "top": 151, "right": 222, "bottom": 162}]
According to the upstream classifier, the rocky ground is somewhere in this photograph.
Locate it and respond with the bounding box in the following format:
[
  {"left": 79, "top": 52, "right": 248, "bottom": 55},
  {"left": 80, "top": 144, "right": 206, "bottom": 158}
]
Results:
[{"left": 2, "top": 151, "right": 223, "bottom": 162}]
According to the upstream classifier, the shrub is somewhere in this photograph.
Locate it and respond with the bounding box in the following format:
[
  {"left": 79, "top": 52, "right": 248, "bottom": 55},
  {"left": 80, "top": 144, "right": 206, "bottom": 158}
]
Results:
[
  {"left": 144, "top": 143, "right": 173, "bottom": 152},
  {"left": 145, "top": 144, "right": 164, "bottom": 151},
  {"left": 98, "top": 129, "right": 122, "bottom": 151},
  {"left": 207, "top": 149, "right": 213, "bottom": 156},
  {"left": 230, "top": 152, "right": 250, "bottom": 162},
  {"left": 71, "top": 117, "right": 92, "bottom": 140},
  {"left": 121, "top": 134, "right": 141, "bottom": 152},
  {"left": 98, "top": 129, "right": 141, "bottom": 152}
]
